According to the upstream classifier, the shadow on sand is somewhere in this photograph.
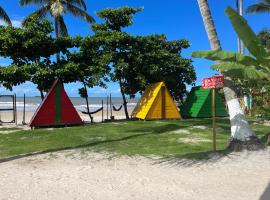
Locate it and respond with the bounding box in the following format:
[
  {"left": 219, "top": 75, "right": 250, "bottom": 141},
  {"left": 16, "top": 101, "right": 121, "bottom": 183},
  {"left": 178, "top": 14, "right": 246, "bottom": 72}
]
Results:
[
  {"left": 260, "top": 182, "right": 270, "bottom": 200},
  {"left": 154, "top": 150, "right": 232, "bottom": 167}
]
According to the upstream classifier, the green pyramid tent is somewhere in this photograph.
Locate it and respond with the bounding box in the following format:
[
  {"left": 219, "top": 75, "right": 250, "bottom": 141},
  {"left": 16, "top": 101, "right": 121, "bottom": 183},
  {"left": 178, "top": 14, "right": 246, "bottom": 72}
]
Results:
[{"left": 181, "top": 86, "right": 228, "bottom": 118}]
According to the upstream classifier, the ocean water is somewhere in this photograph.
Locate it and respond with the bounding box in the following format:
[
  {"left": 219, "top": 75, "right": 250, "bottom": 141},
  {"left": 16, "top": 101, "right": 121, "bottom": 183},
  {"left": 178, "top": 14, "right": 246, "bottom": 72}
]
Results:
[{"left": 0, "top": 96, "right": 138, "bottom": 112}]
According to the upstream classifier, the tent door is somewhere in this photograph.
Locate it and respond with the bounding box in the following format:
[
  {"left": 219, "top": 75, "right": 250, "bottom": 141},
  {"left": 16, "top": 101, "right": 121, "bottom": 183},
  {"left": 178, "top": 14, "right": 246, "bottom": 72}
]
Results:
[{"left": 161, "top": 86, "right": 166, "bottom": 119}]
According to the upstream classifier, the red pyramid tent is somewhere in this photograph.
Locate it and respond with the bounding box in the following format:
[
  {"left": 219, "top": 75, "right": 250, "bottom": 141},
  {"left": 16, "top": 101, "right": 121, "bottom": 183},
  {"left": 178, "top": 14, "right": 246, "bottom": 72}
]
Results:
[{"left": 30, "top": 79, "right": 83, "bottom": 128}]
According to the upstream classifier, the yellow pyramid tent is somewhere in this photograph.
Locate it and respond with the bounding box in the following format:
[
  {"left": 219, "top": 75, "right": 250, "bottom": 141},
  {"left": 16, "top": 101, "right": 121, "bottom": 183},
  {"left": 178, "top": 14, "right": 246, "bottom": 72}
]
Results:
[{"left": 132, "top": 82, "right": 181, "bottom": 120}]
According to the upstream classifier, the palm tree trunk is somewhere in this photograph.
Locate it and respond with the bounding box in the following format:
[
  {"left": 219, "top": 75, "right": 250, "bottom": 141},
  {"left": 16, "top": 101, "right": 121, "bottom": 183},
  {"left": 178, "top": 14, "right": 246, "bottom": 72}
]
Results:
[
  {"left": 197, "top": 0, "right": 263, "bottom": 150},
  {"left": 239, "top": 0, "right": 245, "bottom": 54},
  {"left": 54, "top": 17, "right": 60, "bottom": 63},
  {"left": 119, "top": 80, "right": 129, "bottom": 119},
  {"left": 197, "top": 0, "right": 221, "bottom": 50},
  {"left": 236, "top": 0, "right": 241, "bottom": 53}
]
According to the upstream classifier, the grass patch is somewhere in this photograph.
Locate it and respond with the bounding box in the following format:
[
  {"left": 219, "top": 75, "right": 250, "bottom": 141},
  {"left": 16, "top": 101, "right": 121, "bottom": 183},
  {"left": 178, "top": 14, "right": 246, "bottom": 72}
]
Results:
[
  {"left": 0, "top": 127, "right": 22, "bottom": 131},
  {"left": 0, "top": 118, "right": 269, "bottom": 160}
]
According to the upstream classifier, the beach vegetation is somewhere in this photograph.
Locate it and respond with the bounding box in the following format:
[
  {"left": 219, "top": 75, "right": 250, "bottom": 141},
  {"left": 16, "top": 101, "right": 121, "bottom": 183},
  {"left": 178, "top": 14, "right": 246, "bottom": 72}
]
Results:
[
  {"left": 91, "top": 7, "right": 196, "bottom": 118},
  {"left": 19, "top": 0, "right": 95, "bottom": 62},
  {"left": 0, "top": 5, "right": 11, "bottom": 26},
  {"left": 195, "top": 3, "right": 266, "bottom": 151},
  {"left": 0, "top": 17, "right": 76, "bottom": 98},
  {"left": 193, "top": 7, "right": 270, "bottom": 119},
  {"left": 59, "top": 36, "right": 111, "bottom": 122},
  {"left": 246, "top": 0, "right": 270, "bottom": 16},
  {"left": 0, "top": 119, "right": 269, "bottom": 160}
]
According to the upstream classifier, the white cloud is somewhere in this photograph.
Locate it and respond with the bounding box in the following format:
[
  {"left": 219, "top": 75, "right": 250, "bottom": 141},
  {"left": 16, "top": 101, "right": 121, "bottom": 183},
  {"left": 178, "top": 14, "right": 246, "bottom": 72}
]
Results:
[
  {"left": 0, "top": 20, "right": 6, "bottom": 26},
  {"left": 111, "top": 89, "right": 121, "bottom": 94},
  {"left": 11, "top": 19, "right": 22, "bottom": 28},
  {"left": 0, "top": 19, "right": 22, "bottom": 28},
  {"left": 0, "top": 82, "right": 40, "bottom": 97},
  {"left": 93, "top": 88, "right": 106, "bottom": 94}
]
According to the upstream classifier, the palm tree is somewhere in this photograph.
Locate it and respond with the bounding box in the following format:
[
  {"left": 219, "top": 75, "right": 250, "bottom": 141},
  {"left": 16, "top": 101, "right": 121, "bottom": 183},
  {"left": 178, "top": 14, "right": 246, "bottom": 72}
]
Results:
[
  {"left": 19, "top": 0, "right": 95, "bottom": 61},
  {"left": 246, "top": 0, "right": 270, "bottom": 15},
  {"left": 236, "top": 0, "right": 245, "bottom": 54},
  {"left": 196, "top": 0, "right": 261, "bottom": 151},
  {"left": 0, "top": 5, "right": 11, "bottom": 26},
  {"left": 197, "top": 0, "right": 221, "bottom": 50}
]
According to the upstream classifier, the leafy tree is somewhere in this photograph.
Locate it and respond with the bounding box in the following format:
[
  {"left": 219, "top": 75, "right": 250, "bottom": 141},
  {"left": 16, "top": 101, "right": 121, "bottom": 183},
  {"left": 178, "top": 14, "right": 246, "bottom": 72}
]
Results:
[
  {"left": 0, "top": 5, "right": 11, "bottom": 25},
  {"left": 0, "top": 17, "right": 75, "bottom": 98},
  {"left": 93, "top": 7, "right": 195, "bottom": 119},
  {"left": 20, "top": 0, "right": 95, "bottom": 62},
  {"left": 234, "top": 27, "right": 270, "bottom": 115},
  {"left": 58, "top": 36, "right": 110, "bottom": 122},
  {"left": 246, "top": 0, "right": 270, "bottom": 52},
  {"left": 92, "top": 7, "right": 143, "bottom": 119},
  {"left": 0, "top": 65, "right": 30, "bottom": 90},
  {"left": 257, "top": 29, "right": 270, "bottom": 51},
  {"left": 193, "top": 7, "right": 269, "bottom": 81},
  {"left": 192, "top": 6, "right": 267, "bottom": 150},
  {"left": 246, "top": 0, "right": 270, "bottom": 14},
  {"left": 196, "top": 0, "right": 260, "bottom": 151},
  {"left": 0, "top": 18, "right": 71, "bottom": 64},
  {"left": 119, "top": 34, "right": 196, "bottom": 102}
]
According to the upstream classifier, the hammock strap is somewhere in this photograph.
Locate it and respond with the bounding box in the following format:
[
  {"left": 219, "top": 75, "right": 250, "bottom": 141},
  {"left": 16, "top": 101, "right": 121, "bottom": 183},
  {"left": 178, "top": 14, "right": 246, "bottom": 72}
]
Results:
[
  {"left": 113, "top": 105, "right": 123, "bottom": 112},
  {"left": 81, "top": 107, "right": 103, "bottom": 115}
]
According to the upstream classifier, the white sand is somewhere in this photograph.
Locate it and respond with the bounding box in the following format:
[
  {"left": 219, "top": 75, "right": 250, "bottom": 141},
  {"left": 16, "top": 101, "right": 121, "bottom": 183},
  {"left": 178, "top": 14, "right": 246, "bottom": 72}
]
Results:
[
  {"left": 192, "top": 125, "right": 208, "bottom": 130},
  {"left": 177, "top": 137, "right": 211, "bottom": 143},
  {"left": 173, "top": 129, "right": 191, "bottom": 134},
  {"left": 0, "top": 110, "right": 129, "bottom": 126},
  {"left": 0, "top": 149, "right": 270, "bottom": 200}
]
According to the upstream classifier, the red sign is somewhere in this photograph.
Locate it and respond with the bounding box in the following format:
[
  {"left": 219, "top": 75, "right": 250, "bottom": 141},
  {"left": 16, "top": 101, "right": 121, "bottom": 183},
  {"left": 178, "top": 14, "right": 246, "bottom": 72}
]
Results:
[{"left": 202, "top": 76, "right": 224, "bottom": 89}]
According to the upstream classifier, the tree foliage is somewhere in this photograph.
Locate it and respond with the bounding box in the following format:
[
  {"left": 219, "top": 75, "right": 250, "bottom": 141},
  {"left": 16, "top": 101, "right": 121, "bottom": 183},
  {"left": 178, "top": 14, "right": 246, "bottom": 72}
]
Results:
[
  {"left": 0, "top": 17, "right": 76, "bottom": 95},
  {"left": 0, "top": 6, "right": 196, "bottom": 114},
  {"left": 257, "top": 29, "right": 270, "bottom": 51},
  {"left": 20, "top": 0, "right": 94, "bottom": 37},
  {"left": 0, "top": 5, "right": 11, "bottom": 25},
  {"left": 93, "top": 7, "right": 196, "bottom": 101},
  {"left": 0, "top": 17, "right": 74, "bottom": 65},
  {"left": 246, "top": 0, "right": 270, "bottom": 15},
  {"left": 192, "top": 6, "right": 270, "bottom": 82},
  {"left": 60, "top": 36, "right": 110, "bottom": 86},
  {"left": 118, "top": 34, "right": 196, "bottom": 101}
]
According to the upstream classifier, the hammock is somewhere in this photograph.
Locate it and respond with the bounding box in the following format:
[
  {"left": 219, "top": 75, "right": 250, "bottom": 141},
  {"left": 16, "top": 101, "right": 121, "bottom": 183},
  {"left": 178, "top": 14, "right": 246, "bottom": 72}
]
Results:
[
  {"left": 81, "top": 107, "right": 103, "bottom": 115},
  {"left": 113, "top": 105, "right": 123, "bottom": 112}
]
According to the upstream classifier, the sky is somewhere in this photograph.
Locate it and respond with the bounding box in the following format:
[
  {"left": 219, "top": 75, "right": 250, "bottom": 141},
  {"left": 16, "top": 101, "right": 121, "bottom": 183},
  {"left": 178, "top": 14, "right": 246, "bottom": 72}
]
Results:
[{"left": 0, "top": 0, "right": 269, "bottom": 97}]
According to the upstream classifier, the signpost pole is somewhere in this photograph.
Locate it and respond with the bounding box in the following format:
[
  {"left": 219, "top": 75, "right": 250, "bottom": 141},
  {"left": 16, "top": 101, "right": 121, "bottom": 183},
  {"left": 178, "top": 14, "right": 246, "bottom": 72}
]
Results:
[
  {"left": 202, "top": 75, "right": 224, "bottom": 152},
  {"left": 212, "top": 88, "right": 216, "bottom": 152}
]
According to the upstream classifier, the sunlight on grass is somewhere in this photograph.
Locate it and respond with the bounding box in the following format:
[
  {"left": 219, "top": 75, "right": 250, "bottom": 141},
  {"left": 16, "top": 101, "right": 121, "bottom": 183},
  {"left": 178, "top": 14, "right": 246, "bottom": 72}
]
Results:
[{"left": 0, "top": 118, "right": 268, "bottom": 160}]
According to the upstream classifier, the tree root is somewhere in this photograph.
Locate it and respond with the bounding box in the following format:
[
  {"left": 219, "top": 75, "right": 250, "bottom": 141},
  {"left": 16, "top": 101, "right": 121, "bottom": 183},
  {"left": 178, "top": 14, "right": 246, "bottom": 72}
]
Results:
[{"left": 227, "top": 136, "right": 265, "bottom": 152}]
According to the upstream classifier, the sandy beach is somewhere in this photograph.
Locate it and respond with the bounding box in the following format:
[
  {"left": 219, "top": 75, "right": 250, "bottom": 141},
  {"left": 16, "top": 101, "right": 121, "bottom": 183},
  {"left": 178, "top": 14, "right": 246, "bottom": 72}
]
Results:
[
  {"left": 0, "top": 110, "right": 130, "bottom": 125},
  {"left": 0, "top": 149, "right": 269, "bottom": 200}
]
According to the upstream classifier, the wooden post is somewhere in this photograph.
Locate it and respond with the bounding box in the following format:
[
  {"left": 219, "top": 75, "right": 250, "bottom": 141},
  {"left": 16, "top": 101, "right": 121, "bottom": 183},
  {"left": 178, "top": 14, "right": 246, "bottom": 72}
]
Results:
[
  {"left": 212, "top": 88, "right": 216, "bottom": 151},
  {"left": 106, "top": 96, "right": 109, "bottom": 120},
  {"left": 101, "top": 100, "right": 104, "bottom": 122},
  {"left": 12, "top": 95, "right": 15, "bottom": 123},
  {"left": 23, "top": 94, "right": 26, "bottom": 125},
  {"left": 14, "top": 94, "right": 17, "bottom": 125},
  {"left": 110, "top": 93, "right": 112, "bottom": 119}
]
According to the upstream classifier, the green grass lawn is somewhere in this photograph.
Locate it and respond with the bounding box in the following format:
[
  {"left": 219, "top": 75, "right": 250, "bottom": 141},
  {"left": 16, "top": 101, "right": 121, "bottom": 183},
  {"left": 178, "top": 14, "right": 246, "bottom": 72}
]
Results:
[{"left": 0, "top": 118, "right": 269, "bottom": 160}]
